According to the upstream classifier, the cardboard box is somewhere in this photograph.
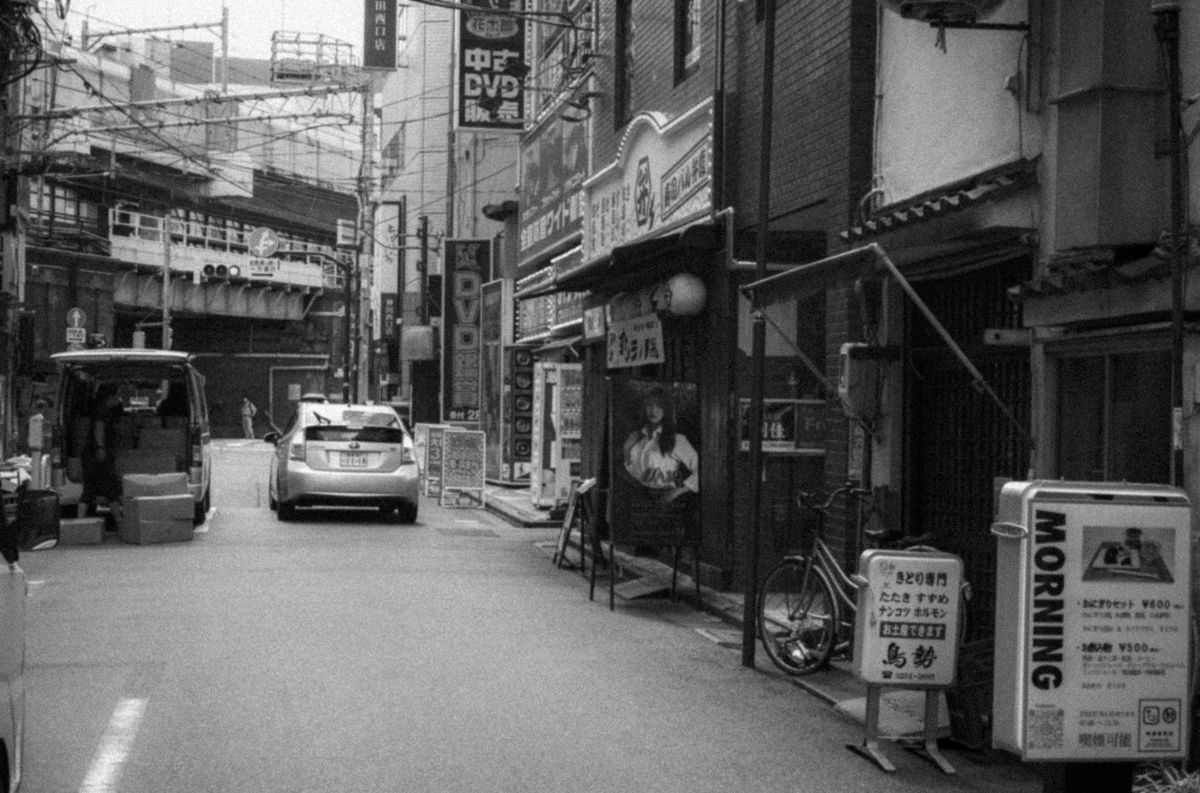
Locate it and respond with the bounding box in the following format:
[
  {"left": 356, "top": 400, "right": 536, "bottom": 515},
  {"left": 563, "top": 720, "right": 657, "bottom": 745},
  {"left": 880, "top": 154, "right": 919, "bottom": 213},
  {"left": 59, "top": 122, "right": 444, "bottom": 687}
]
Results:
[
  {"left": 59, "top": 517, "right": 105, "bottom": 545},
  {"left": 122, "top": 472, "right": 189, "bottom": 498},
  {"left": 114, "top": 451, "right": 178, "bottom": 476},
  {"left": 138, "top": 428, "right": 186, "bottom": 451},
  {"left": 119, "top": 518, "right": 193, "bottom": 545},
  {"left": 117, "top": 493, "right": 193, "bottom": 544},
  {"left": 122, "top": 493, "right": 193, "bottom": 524}
]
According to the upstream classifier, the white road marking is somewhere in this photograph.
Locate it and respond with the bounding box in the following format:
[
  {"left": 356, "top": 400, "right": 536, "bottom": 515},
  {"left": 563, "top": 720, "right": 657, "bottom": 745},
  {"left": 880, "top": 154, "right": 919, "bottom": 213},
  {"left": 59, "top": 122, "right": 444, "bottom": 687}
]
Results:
[{"left": 79, "top": 697, "right": 146, "bottom": 793}]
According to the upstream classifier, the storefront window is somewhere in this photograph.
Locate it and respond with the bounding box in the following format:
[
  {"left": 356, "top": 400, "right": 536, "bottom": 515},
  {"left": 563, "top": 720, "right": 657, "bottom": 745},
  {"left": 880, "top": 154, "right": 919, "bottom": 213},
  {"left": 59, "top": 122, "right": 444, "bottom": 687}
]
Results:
[{"left": 1057, "top": 349, "right": 1171, "bottom": 484}]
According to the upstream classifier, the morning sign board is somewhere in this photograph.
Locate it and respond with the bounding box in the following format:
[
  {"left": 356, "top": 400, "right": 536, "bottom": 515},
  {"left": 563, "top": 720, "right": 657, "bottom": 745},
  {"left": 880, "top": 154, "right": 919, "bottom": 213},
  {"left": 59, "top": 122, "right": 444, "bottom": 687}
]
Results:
[{"left": 991, "top": 481, "right": 1192, "bottom": 761}]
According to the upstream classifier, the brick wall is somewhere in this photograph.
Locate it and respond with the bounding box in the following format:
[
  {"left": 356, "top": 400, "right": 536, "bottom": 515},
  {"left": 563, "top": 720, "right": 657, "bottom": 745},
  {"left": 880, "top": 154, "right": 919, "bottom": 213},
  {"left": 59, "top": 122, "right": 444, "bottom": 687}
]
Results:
[{"left": 589, "top": 0, "right": 876, "bottom": 588}]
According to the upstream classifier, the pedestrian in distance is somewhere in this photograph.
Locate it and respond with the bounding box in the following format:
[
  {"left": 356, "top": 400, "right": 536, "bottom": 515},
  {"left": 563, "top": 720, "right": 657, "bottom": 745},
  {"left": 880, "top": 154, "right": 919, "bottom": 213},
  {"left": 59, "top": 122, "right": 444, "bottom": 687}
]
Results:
[{"left": 241, "top": 396, "right": 258, "bottom": 439}]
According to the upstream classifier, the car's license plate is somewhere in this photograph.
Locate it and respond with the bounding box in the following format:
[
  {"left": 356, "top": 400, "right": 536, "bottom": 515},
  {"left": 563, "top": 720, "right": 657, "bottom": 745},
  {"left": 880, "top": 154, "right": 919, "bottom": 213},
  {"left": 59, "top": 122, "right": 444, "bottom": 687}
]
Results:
[{"left": 340, "top": 452, "right": 368, "bottom": 468}]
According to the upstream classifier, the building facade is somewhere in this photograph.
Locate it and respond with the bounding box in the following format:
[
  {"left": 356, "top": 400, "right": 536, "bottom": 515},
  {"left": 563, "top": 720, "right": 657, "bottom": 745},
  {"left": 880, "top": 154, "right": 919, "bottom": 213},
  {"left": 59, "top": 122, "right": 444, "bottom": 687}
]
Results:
[{"left": 13, "top": 18, "right": 361, "bottom": 440}]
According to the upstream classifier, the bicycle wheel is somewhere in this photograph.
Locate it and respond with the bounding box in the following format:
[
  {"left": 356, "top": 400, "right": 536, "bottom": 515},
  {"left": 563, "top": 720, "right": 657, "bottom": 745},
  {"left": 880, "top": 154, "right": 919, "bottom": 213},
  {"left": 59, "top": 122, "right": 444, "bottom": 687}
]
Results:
[{"left": 758, "top": 557, "right": 839, "bottom": 675}]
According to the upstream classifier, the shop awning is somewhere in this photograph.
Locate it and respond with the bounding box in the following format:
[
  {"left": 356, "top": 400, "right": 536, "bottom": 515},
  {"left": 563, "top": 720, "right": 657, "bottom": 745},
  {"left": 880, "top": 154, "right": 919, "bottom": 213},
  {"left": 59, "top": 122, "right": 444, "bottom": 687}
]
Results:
[
  {"left": 741, "top": 242, "right": 1033, "bottom": 447},
  {"left": 516, "top": 220, "right": 724, "bottom": 299},
  {"left": 535, "top": 334, "right": 584, "bottom": 357},
  {"left": 839, "top": 158, "right": 1038, "bottom": 243}
]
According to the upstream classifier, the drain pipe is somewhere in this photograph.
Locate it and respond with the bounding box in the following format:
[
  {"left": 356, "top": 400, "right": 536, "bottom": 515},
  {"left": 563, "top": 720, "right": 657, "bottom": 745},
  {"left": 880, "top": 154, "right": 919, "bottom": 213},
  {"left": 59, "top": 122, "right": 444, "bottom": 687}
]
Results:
[{"left": 1154, "top": 2, "right": 1185, "bottom": 488}]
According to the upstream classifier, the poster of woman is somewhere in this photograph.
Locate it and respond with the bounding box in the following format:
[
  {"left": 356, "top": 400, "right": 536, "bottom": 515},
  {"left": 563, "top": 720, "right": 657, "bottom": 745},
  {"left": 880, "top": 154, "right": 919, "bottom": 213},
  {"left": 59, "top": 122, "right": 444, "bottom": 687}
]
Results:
[{"left": 609, "top": 379, "right": 701, "bottom": 548}]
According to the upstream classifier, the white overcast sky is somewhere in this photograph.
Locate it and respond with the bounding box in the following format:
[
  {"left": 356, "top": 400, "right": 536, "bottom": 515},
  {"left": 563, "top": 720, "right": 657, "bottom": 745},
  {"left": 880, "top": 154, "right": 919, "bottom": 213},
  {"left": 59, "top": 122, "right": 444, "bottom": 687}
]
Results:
[{"left": 74, "top": 0, "right": 365, "bottom": 60}]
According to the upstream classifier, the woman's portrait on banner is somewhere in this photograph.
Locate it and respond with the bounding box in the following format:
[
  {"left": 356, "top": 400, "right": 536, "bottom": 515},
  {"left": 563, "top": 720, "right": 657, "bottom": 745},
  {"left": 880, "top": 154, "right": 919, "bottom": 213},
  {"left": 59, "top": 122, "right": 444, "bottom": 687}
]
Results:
[{"left": 610, "top": 379, "right": 701, "bottom": 547}]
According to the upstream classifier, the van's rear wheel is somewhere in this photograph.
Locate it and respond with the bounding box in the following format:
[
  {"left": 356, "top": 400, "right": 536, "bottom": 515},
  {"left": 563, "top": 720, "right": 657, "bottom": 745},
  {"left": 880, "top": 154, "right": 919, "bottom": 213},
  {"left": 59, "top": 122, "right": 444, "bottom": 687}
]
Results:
[
  {"left": 397, "top": 501, "right": 418, "bottom": 524},
  {"left": 193, "top": 488, "right": 211, "bottom": 525}
]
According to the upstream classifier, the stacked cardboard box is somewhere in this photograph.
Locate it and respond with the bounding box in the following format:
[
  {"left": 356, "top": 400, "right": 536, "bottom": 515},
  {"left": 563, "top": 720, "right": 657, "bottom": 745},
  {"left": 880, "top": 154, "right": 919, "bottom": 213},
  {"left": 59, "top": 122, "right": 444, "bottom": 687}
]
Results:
[
  {"left": 59, "top": 517, "right": 105, "bottom": 545},
  {"left": 118, "top": 473, "right": 194, "bottom": 544}
]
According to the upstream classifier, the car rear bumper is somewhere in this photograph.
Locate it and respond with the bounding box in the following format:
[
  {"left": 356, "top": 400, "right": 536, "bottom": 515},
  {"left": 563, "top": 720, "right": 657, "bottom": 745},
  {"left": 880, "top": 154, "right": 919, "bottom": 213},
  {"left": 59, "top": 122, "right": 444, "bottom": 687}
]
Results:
[{"left": 283, "top": 464, "right": 419, "bottom": 506}]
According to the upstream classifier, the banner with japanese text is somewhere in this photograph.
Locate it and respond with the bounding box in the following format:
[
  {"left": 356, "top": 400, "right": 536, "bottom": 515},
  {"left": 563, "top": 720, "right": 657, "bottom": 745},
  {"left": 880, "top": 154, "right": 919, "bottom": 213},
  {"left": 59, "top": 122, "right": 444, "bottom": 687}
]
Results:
[
  {"left": 606, "top": 315, "right": 665, "bottom": 369},
  {"left": 363, "top": 0, "right": 397, "bottom": 70},
  {"left": 442, "top": 239, "right": 493, "bottom": 423},
  {"left": 457, "top": 1, "right": 526, "bottom": 130}
]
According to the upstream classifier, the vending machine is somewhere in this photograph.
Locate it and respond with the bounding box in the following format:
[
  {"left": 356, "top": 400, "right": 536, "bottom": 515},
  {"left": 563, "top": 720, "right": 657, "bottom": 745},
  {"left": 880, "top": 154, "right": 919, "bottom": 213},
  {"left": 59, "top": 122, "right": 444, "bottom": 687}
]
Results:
[
  {"left": 991, "top": 480, "right": 1191, "bottom": 762},
  {"left": 529, "top": 361, "right": 583, "bottom": 508}
]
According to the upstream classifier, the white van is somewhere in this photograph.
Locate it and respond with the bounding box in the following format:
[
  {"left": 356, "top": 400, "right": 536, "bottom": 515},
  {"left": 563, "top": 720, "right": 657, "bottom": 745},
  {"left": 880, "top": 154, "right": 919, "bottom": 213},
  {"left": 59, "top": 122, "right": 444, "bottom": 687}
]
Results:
[
  {"left": 0, "top": 540, "right": 24, "bottom": 793},
  {"left": 50, "top": 350, "right": 212, "bottom": 523},
  {"left": 0, "top": 488, "right": 58, "bottom": 792}
]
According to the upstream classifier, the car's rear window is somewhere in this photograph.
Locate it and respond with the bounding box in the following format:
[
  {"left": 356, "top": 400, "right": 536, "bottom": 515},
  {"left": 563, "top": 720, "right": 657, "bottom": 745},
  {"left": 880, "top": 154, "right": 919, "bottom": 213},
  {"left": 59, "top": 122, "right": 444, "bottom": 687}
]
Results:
[{"left": 304, "top": 426, "right": 407, "bottom": 444}]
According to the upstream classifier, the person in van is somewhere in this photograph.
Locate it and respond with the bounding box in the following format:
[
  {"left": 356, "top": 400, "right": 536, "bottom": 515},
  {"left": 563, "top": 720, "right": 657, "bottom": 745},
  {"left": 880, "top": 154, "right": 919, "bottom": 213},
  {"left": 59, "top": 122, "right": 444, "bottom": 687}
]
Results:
[
  {"left": 157, "top": 382, "right": 190, "bottom": 423},
  {"left": 82, "top": 383, "right": 124, "bottom": 512}
]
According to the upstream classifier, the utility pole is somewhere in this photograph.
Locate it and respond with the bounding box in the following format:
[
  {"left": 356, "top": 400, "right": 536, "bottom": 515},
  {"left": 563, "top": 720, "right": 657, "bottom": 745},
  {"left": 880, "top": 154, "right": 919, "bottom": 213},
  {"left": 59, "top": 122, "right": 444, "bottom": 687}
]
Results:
[
  {"left": 221, "top": 6, "right": 229, "bottom": 94},
  {"left": 161, "top": 216, "right": 172, "bottom": 349},
  {"left": 742, "top": 0, "right": 778, "bottom": 669},
  {"left": 355, "top": 77, "right": 377, "bottom": 403},
  {"left": 417, "top": 215, "right": 429, "bottom": 324}
]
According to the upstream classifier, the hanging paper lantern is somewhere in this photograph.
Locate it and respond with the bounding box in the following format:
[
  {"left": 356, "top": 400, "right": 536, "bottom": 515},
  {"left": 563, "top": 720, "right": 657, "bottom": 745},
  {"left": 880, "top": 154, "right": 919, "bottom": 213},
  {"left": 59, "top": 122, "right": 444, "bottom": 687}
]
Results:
[{"left": 663, "top": 273, "right": 707, "bottom": 315}]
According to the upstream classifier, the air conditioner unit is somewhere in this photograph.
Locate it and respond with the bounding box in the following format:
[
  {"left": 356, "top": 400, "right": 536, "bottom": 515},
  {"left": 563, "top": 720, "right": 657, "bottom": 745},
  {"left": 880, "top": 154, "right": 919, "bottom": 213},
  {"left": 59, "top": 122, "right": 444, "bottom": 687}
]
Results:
[{"left": 880, "top": 0, "right": 1005, "bottom": 24}]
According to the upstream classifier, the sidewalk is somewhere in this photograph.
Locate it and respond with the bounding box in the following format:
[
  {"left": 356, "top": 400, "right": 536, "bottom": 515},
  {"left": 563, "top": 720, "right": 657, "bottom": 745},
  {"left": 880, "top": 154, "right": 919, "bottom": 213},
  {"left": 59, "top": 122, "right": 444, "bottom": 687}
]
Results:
[
  {"left": 483, "top": 483, "right": 880, "bottom": 704},
  {"left": 484, "top": 483, "right": 1032, "bottom": 779}
]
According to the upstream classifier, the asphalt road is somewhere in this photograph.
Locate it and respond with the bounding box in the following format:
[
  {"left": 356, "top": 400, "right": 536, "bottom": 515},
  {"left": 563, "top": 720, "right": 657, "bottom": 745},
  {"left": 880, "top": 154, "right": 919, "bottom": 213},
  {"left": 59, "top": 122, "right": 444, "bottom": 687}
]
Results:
[{"left": 16, "top": 439, "right": 1041, "bottom": 793}]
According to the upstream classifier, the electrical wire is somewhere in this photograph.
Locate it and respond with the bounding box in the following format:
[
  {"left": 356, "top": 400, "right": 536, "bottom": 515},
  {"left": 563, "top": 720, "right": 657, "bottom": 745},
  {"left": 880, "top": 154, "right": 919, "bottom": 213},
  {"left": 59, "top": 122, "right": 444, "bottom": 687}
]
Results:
[{"left": 2, "top": 2, "right": 44, "bottom": 89}]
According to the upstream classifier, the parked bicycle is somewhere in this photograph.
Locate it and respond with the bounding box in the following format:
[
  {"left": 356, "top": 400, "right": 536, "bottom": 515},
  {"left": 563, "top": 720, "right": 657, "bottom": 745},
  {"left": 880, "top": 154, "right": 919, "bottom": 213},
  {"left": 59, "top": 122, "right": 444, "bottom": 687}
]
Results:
[{"left": 757, "top": 482, "right": 938, "bottom": 676}]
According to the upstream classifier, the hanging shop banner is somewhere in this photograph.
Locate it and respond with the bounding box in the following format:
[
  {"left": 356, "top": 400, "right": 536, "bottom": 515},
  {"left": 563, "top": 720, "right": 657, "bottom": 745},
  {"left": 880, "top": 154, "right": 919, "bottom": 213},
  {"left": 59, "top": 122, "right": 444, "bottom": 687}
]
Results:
[
  {"left": 606, "top": 314, "right": 665, "bottom": 369},
  {"left": 442, "top": 239, "right": 493, "bottom": 423},
  {"left": 737, "top": 398, "right": 829, "bottom": 453},
  {"left": 480, "top": 279, "right": 514, "bottom": 481},
  {"left": 609, "top": 379, "right": 701, "bottom": 548},
  {"left": 582, "top": 99, "right": 713, "bottom": 265},
  {"left": 457, "top": 0, "right": 526, "bottom": 130},
  {"left": 853, "top": 550, "right": 963, "bottom": 687},
  {"left": 554, "top": 290, "right": 585, "bottom": 332},
  {"left": 441, "top": 429, "right": 486, "bottom": 507},
  {"left": 363, "top": 0, "right": 397, "bottom": 70},
  {"left": 992, "top": 481, "right": 1192, "bottom": 762},
  {"left": 583, "top": 305, "right": 606, "bottom": 339},
  {"left": 424, "top": 424, "right": 447, "bottom": 498},
  {"left": 517, "top": 293, "right": 555, "bottom": 343},
  {"left": 518, "top": 113, "right": 588, "bottom": 276}
]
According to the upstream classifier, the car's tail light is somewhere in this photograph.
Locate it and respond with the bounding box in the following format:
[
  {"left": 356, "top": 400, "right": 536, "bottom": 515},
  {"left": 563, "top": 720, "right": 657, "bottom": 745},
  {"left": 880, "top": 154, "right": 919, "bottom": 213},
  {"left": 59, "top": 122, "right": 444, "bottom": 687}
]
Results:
[
  {"left": 401, "top": 440, "right": 416, "bottom": 464},
  {"left": 288, "top": 438, "right": 306, "bottom": 461},
  {"left": 190, "top": 426, "right": 203, "bottom": 463}
]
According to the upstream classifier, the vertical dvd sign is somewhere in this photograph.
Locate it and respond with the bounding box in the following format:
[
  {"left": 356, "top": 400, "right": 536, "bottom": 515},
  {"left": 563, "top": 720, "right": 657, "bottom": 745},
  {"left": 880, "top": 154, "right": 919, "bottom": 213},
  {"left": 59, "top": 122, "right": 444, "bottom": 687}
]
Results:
[
  {"left": 457, "top": 0, "right": 526, "bottom": 130},
  {"left": 442, "top": 239, "right": 492, "bottom": 424}
]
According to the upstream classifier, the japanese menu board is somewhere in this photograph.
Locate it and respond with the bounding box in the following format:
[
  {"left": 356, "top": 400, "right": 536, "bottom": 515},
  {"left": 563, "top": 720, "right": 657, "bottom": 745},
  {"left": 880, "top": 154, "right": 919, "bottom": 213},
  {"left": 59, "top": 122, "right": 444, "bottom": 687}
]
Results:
[
  {"left": 441, "top": 429, "right": 486, "bottom": 508},
  {"left": 853, "top": 549, "right": 963, "bottom": 687}
]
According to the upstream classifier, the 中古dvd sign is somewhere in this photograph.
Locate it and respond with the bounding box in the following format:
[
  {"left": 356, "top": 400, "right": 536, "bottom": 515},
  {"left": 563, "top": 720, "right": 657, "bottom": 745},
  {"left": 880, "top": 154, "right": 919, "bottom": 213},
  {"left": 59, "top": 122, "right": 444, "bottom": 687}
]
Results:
[{"left": 457, "top": 0, "right": 526, "bottom": 130}]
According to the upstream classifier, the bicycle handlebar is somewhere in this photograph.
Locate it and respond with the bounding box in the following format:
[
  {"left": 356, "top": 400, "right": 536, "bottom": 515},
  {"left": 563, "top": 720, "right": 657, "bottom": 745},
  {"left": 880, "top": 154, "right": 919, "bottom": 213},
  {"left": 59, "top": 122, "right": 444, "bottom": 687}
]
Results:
[{"left": 795, "top": 482, "right": 871, "bottom": 514}]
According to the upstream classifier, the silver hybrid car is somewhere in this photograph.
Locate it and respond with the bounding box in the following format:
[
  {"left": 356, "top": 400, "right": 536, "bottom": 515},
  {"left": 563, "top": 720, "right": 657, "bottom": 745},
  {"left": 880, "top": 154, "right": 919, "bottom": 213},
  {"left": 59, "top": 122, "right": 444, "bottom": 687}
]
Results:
[{"left": 267, "top": 403, "right": 419, "bottom": 522}]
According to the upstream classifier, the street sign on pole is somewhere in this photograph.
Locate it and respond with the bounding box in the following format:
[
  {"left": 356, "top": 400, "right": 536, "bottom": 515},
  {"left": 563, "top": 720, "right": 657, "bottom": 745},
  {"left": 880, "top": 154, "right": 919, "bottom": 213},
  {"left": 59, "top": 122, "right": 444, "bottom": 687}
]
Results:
[
  {"left": 247, "top": 227, "right": 280, "bottom": 258},
  {"left": 66, "top": 307, "right": 86, "bottom": 328}
]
